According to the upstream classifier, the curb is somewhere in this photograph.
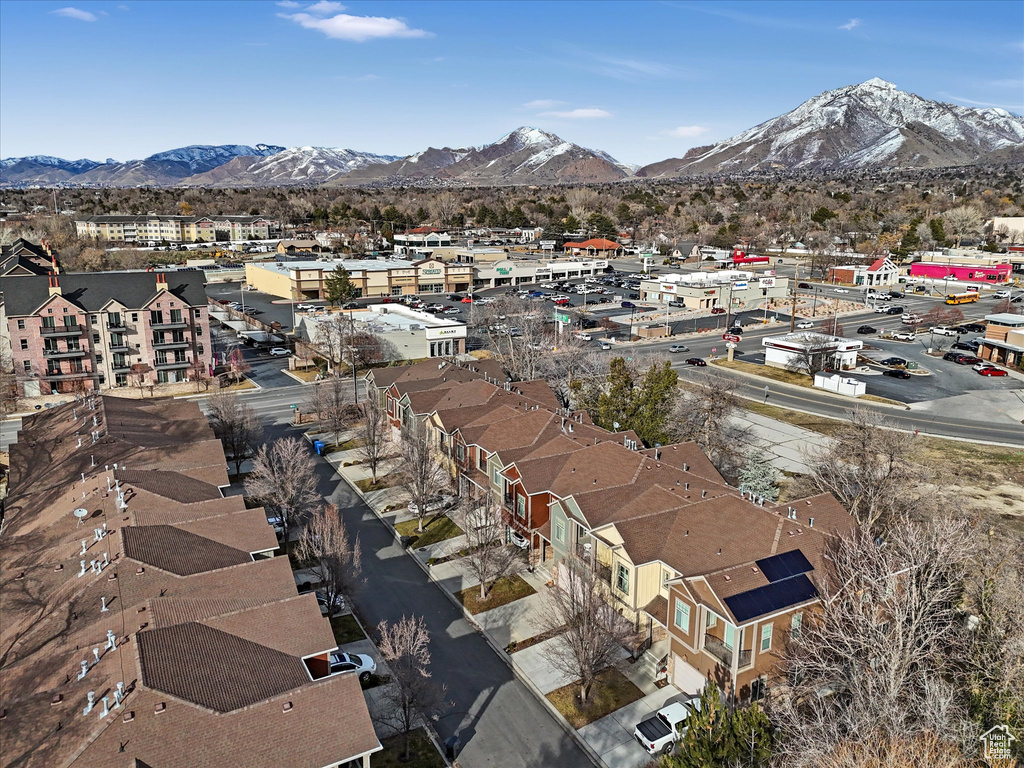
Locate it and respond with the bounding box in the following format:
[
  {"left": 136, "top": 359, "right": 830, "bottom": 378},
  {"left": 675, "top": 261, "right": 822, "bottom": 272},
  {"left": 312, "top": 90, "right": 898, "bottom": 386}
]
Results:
[{"left": 325, "top": 453, "right": 609, "bottom": 768}]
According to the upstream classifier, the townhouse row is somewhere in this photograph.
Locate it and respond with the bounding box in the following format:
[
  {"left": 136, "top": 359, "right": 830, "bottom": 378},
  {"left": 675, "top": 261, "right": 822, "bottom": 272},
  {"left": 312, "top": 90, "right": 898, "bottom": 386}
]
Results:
[
  {"left": 366, "top": 359, "right": 856, "bottom": 701},
  {"left": 0, "top": 396, "right": 380, "bottom": 768}
]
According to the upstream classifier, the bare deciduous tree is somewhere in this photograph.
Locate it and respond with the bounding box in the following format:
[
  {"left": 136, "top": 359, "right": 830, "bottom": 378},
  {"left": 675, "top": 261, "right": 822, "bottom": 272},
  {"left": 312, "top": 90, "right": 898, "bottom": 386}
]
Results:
[
  {"left": 475, "top": 296, "right": 549, "bottom": 381},
  {"left": 295, "top": 503, "right": 362, "bottom": 616},
  {"left": 539, "top": 333, "right": 604, "bottom": 409},
  {"left": 430, "top": 190, "right": 459, "bottom": 229},
  {"left": 800, "top": 409, "right": 926, "bottom": 530},
  {"left": 773, "top": 515, "right": 975, "bottom": 768},
  {"left": 245, "top": 436, "right": 320, "bottom": 544},
  {"left": 398, "top": 430, "right": 449, "bottom": 533},
  {"left": 356, "top": 394, "right": 390, "bottom": 482},
  {"left": 453, "top": 494, "right": 523, "bottom": 600},
  {"left": 207, "top": 392, "right": 263, "bottom": 475},
  {"left": 303, "top": 379, "right": 330, "bottom": 431},
  {"left": 376, "top": 615, "right": 447, "bottom": 761},
  {"left": 943, "top": 205, "right": 983, "bottom": 248},
  {"left": 540, "top": 555, "right": 638, "bottom": 705},
  {"left": 0, "top": 344, "right": 18, "bottom": 420},
  {"left": 566, "top": 188, "right": 600, "bottom": 224},
  {"left": 668, "top": 374, "right": 749, "bottom": 477},
  {"left": 785, "top": 332, "right": 836, "bottom": 377}
]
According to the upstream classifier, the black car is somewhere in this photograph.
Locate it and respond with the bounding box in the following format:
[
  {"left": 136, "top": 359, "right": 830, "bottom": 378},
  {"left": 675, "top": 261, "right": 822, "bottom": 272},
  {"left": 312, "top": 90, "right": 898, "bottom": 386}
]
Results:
[
  {"left": 951, "top": 341, "right": 978, "bottom": 351},
  {"left": 943, "top": 351, "right": 968, "bottom": 362},
  {"left": 883, "top": 369, "right": 912, "bottom": 379},
  {"left": 685, "top": 357, "right": 707, "bottom": 366},
  {"left": 959, "top": 323, "right": 986, "bottom": 333},
  {"left": 880, "top": 357, "right": 907, "bottom": 366},
  {"left": 798, "top": 282, "right": 811, "bottom": 289},
  {"left": 342, "top": 302, "right": 359, "bottom": 309},
  {"left": 856, "top": 325, "right": 877, "bottom": 334},
  {"left": 886, "top": 306, "right": 904, "bottom": 315},
  {"left": 888, "top": 290, "right": 906, "bottom": 298},
  {"left": 727, "top": 326, "right": 743, "bottom": 335},
  {"left": 448, "top": 293, "right": 463, "bottom": 301}
]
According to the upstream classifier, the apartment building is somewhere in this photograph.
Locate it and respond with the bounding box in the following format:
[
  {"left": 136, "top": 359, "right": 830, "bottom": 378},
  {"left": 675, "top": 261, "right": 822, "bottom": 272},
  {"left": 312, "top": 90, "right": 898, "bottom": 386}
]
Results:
[
  {"left": 365, "top": 358, "right": 856, "bottom": 702},
  {"left": 75, "top": 214, "right": 278, "bottom": 244},
  {"left": 0, "top": 396, "right": 381, "bottom": 768},
  {"left": 4, "top": 271, "right": 212, "bottom": 396}
]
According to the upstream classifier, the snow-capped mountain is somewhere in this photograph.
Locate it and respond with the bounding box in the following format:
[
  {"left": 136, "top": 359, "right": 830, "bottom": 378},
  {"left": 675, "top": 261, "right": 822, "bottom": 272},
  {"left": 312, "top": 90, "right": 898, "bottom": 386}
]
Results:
[
  {"left": 639, "top": 78, "right": 1024, "bottom": 177},
  {"left": 340, "top": 127, "right": 628, "bottom": 185},
  {"left": 182, "top": 146, "right": 400, "bottom": 186},
  {"left": 0, "top": 144, "right": 285, "bottom": 186}
]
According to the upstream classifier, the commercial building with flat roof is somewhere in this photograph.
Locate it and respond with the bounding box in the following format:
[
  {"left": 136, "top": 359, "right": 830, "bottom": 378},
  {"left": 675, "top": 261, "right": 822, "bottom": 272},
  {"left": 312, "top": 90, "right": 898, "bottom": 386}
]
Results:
[
  {"left": 640, "top": 270, "right": 790, "bottom": 310},
  {"left": 301, "top": 303, "right": 467, "bottom": 360}
]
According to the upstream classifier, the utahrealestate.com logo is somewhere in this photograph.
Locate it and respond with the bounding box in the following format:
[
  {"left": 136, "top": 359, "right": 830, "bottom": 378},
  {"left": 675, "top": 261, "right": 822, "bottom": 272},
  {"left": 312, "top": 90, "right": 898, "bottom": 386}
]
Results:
[{"left": 979, "top": 725, "right": 1016, "bottom": 762}]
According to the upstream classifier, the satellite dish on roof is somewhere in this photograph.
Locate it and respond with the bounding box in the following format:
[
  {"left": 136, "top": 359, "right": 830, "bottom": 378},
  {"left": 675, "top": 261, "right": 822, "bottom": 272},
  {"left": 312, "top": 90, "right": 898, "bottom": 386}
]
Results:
[{"left": 73, "top": 508, "right": 89, "bottom": 520}]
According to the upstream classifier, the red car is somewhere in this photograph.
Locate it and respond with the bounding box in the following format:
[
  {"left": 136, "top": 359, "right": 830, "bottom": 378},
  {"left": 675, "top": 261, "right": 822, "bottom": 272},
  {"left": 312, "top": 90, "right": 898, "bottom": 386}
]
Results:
[
  {"left": 710, "top": 307, "right": 726, "bottom": 314},
  {"left": 461, "top": 296, "right": 475, "bottom": 304},
  {"left": 977, "top": 367, "right": 1008, "bottom": 377},
  {"left": 380, "top": 297, "right": 394, "bottom": 304}
]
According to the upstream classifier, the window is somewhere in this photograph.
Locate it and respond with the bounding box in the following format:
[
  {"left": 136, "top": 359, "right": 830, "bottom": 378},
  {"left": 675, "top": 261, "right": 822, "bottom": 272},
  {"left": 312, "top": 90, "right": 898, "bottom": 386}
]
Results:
[
  {"left": 791, "top": 612, "right": 802, "bottom": 638},
  {"left": 19, "top": 339, "right": 27, "bottom": 350},
  {"left": 195, "top": 325, "right": 201, "bottom": 335},
  {"left": 516, "top": 494, "right": 526, "bottom": 519},
  {"left": 95, "top": 354, "right": 103, "bottom": 364},
  {"left": 760, "top": 623, "right": 773, "bottom": 652},
  {"left": 492, "top": 466, "right": 501, "bottom": 486},
  {"left": 23, "top": 360, "right": 31, "bottom": 372},
  {"left": 750, "top": 676, "right": 767, "bottom": 702},
  {"left": 724, "top": 624, "right": 736, "bottom": 650},
  {"left": 131, "top": 313, "right": 138, "bottom": 322},
  {"left": 674, "top": 599, "right": 690, "bottom": 632},
  {"left": 555, "top": 519, "right": 565, "bottom": 543},
  {"left": 706, "top": 612, "right": 717, "bottom": 629},
  {"left": 456, "top": 444, "right": 465, "bottom": 461},
  {"left": 616, "top": 564, "right": 629, "bottom": 594},
  {"left": 170, "top": 308, "right": 183, "bottom": 323},
  {"left": 194, "top": 308, "right": 202, "bottom": 318},
  {"left": 108, "top": 311, "right": 122, "bottom": 327},
  {"left": 17, "top": 319, "right": 25, "bottom": 330},
  {"left": 92, "top": 333, "right": 100, "bottom": 344}
]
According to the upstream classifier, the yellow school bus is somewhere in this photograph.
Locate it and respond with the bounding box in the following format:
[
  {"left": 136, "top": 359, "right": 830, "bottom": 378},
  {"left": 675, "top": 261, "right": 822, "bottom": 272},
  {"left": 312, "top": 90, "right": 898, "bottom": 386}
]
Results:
[{"left": 945, "top": 292, "right": 979, "bottom": 305}]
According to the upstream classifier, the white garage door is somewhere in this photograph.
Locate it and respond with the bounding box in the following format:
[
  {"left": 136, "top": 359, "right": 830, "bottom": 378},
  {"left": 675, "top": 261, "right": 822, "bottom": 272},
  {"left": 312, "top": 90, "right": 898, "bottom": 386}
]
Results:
[{"left": 671, "top": 653, "right": 707, "bottom": 696}]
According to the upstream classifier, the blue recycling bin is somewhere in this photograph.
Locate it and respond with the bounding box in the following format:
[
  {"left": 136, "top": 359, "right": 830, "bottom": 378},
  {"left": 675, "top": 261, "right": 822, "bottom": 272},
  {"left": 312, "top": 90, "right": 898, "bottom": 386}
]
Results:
[{"left": 313, "top": 440, "right": 325, "bottom": 455}]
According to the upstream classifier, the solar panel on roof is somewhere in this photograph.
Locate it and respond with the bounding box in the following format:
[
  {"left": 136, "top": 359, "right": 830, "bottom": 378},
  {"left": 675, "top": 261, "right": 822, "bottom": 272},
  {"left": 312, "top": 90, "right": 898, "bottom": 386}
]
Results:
[
  {"left": 756, "top": 549, "right": 813, "bottom": 583},
  {"left": 724, "top": 574, "right": 818, "bottom": 623}
]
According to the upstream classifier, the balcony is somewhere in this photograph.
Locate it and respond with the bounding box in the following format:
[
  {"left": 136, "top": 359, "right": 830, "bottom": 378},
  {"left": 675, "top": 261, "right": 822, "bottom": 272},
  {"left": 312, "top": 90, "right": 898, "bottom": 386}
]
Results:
[
  {"left": 153, "top": 340, "right": 191, "bottom": 350},
  {"left": 106, "top": 320, "right": 127, "bottom": 330},
  {"left": 40, "top": 325, "right": 82, "bottom": 337},
  {"left": 576, "top": 541, "right": 612, "bottom": 584},
  {"left": 43, "top": 369, "right": 92, "bottom": 380},
  {"left": 150, "top": 320, "right": 188, "bottom": 330},
  {"left": 155, "top": 359, "right": 191, "bottom": 370},
  {"left": 43, "top": 347, "right": 87, "bottom": 359},
  {"left": 111, "top": 361, "right": 131, "bottom": 372},
  {"left": 703, "top": 632, "right": 752, "bottom": 669},
  {"left": 109, "top": 343, "right": 134, "bottom": 353}
]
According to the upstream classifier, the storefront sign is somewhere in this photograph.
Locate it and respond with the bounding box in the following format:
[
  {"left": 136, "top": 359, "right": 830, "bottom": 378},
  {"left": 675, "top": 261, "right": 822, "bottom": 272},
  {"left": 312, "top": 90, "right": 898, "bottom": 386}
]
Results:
[{"left": 758, "top": 277, "right": 776, "bottom": 288}]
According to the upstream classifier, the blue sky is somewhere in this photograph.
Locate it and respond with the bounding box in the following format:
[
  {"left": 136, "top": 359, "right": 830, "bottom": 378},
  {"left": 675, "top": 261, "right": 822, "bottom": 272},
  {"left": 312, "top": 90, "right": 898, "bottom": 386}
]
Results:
[{"left": 1, "top": 0, "right": 1021, "bottom": 165}]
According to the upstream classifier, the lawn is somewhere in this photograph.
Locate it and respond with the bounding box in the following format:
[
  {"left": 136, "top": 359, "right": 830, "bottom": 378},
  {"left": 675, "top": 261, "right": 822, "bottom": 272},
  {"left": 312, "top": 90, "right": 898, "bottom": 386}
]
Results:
[
  {"left": 711, "top": 357, "right": 817, "bottom": 388},
  {"left": 546, "top": 667, "right": 646, "bottom": 729},
  {"left": 373, "top": 729, "right": 445, "bottom": 768},
  {"left": 455, "top": 573, "right": 537, "bottom": 615},
  {"left": 329, "top": 614, "right": 366, "bottom": 646},
  {"left": 394, "top": 514, "right": 464, "bottom": 549},
  {"left": 355, "top": 475, "right": 397, "bottom": 493},
  {"left": 335, "top": 437, "right": 365, "bottom": 452}
]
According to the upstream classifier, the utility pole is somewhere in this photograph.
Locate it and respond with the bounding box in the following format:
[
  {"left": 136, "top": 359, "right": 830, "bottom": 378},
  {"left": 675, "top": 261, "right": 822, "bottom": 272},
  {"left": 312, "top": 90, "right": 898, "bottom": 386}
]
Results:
[{"left": 790, "top": 263, "right": 799, "bottom": 333}]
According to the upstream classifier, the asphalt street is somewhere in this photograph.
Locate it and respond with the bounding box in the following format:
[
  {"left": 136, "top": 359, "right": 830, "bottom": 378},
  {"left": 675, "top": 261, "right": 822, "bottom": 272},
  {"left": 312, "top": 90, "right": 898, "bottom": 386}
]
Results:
[{"left": 243, "top": 388, "right": 597, "bottom": 768}]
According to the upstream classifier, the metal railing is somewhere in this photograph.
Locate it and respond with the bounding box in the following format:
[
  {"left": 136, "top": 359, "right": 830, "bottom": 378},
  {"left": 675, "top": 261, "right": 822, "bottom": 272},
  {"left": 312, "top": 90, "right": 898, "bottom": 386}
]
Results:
[{"left": 703, "top": 632, "right": 751, "bottom": 668}]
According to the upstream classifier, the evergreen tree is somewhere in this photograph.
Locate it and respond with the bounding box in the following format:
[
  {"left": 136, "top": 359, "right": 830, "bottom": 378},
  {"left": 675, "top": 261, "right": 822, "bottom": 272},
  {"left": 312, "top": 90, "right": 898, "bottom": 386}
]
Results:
[
  {"left": 323, "top": 265, "right": 355, "bottom": 306},
  {"left": 564, "top": 214, "right": 581, "bottom": 232},
  {"left": 737, "top": 450, "right": 780, "bottom": 501},
  {"left": 587, "top": 212, "right": 618, "bottom": 238},
  {"left": 579, "top": 358, "right": 678, "bottom": 446},
  {"left": 665, "top": 683, "right": 773, "bottom": 768}
]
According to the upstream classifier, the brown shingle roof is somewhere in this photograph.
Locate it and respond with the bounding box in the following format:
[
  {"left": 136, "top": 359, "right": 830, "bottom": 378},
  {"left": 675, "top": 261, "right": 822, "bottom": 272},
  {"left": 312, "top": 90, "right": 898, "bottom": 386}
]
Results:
[
  {"left": 119, "top": 469, "right": 223, "bottom": 504},
  {"left": 122, "top": 525, "right": 253, "bottom": 576},
  {"left": 137, "top": 621, "right": 313, "bottom": 712}
]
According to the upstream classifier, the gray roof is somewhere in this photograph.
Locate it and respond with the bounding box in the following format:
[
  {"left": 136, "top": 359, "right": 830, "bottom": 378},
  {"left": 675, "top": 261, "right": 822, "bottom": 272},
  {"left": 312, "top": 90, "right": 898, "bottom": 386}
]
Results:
[
  {"left": 3, "top": 270, "right": 208, "bottom": 316},
  {"left": 81, "top": 214, "right": 269, "bottom": 223}
]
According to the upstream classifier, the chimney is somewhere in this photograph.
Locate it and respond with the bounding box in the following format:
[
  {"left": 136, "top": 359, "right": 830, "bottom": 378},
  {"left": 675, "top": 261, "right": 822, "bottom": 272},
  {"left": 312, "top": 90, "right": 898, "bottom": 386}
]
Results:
[
  {"left": 155, "top": 272, "right": 168, "bottom": 292},
  {"left": 48, "top": 274, "right": 62, "bottom": 297}
]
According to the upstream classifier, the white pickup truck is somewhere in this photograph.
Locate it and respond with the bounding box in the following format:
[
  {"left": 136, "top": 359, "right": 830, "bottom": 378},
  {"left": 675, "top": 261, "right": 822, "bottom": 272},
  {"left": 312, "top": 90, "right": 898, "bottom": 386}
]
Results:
[{"left": 633, "top": 696, "right": 701, "bottom": 755}]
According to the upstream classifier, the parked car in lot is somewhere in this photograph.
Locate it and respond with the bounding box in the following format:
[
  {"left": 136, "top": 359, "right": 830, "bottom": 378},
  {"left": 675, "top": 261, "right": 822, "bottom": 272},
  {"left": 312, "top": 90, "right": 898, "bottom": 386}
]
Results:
[
  {"left": 668, "top": 344, "right": 689, "bottom": 353},
  {"left": 634, "top": 697, "right": 702, "bottom": 756},
  {"left": 796, "top": 320, "right": 814, "bottom": 329},
  {"left": 856, "top": 325, "right": 877, "bottom": 335},
  {"left": 883, "top": 369, "right": 912, "bottom": 379},
  {"left": 943, "top": 351, "right": 969, "bottom": 362},
  {"left": 931, "top": 326, "right": 958, "bottom": 336},
  {"left": 951, "top": 341, "right": 978, "bottom": 351},
  {"left": 685, "top": 357, "right": 707, "bottom": 366},
  {"left": 329, "top": 651, "right": 376, "bottom": 682},
  {"left": 508, "top": 530, "right": 530, "bottom": 550},
  {"left": 972, "top": 362, "right": 995, "bottom": 372},
  {"left": 959, "top": 323, "right": 986, "bottom": 333},
  {"left": 977, "top": 366, "right": 1008, "bottom": 377},
  {"left": 268, "top": 347, "right": 290, "bottom": 356},
  {"left": 954, "top": 356, "right": 983, "bottom": 365},
  {"left": 880, "top": 357, "right": 908, "bottom": 366},
  {"left": 710, "top": 307, "right": 726, "bottom": 314},
  {"left": 461, "top": 296, "right": 474, "bottom": 303},
  {"left": 891, "top": 331, "right": 916, "bottom": 341}
]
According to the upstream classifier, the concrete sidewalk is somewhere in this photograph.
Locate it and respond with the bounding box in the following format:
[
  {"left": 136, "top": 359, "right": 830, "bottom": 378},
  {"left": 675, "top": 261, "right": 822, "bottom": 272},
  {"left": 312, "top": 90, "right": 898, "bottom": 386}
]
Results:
[{"left": 731, "top": 409, "right": 833, "bottom": 474}]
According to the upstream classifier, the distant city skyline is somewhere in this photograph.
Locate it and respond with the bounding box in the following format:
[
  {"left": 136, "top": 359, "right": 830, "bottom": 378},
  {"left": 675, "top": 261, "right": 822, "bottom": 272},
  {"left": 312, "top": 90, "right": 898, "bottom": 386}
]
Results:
[{"left": 1, "top": 0, "right": 1021, "bottom": 164}]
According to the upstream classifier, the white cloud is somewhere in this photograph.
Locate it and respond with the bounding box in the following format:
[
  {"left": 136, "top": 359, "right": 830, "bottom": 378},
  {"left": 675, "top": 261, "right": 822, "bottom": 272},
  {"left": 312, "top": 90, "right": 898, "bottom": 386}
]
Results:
[
  {"left": 838, "top": 18, "right": 861, "bottom": 31},
  {"left": 280, "top": 11, "right": 430, "bottom": 41},
  {"left": 117, "top": 4, "right": 129, "bottom": 10},
  {"left": 50, "top": 6, "right": 97, "bottom": 21},
  {"left": 276, "top": 1, "right": 301, "bottom": 6},
  {"left": 662, "top": 125, "right": 709, "bottom": 138},
  {"left": 524, "top": 99, "right": 566, "bottom": 109},
  {"left": 304, "top": 0, "right": 346, "bottom": 14},
  {"left": 540, "top": 108, "right": 612, "bottom": 119},
  {"left": 940, "top": 93, "right": 1024, "bottom": 111}
]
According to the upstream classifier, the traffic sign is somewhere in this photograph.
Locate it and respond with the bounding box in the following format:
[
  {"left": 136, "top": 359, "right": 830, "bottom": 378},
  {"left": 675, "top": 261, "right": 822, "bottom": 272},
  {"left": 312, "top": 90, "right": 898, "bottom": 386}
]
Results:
[
  {"left": 723, "top": 334, "right": 741, "bottom": 342},
  {"left": 725, "top": 342, "right": 737, "bottom": 349}
]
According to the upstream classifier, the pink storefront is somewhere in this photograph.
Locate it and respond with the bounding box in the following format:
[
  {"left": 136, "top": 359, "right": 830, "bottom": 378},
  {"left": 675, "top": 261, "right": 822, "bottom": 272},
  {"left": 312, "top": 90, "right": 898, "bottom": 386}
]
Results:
[{"left": 909, "top": 262, "right": 1011, "bottom": 283}]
